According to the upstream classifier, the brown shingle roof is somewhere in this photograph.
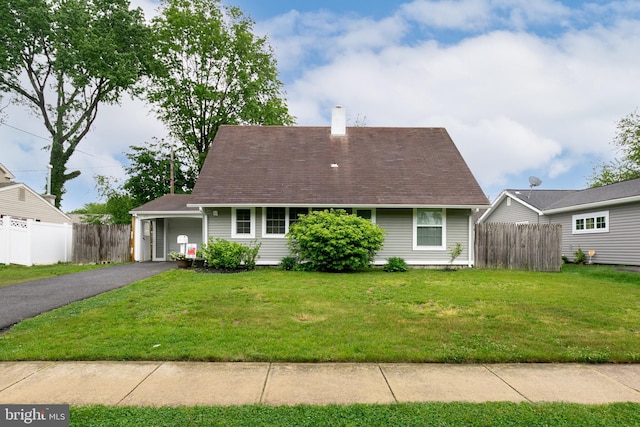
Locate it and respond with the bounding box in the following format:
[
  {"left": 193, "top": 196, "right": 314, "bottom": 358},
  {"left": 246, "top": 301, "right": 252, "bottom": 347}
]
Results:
[
  {"left": 190, "top": 126, "right": 489, "bottom": 207},
  {"left": 131, "top": 194, "right": 200, "bottom": 213}
]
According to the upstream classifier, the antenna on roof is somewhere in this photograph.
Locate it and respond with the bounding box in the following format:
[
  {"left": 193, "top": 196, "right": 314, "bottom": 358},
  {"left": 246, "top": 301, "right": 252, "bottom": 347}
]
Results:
[{"left": 528, "top": 176, "right": 542, "bottom": 198}]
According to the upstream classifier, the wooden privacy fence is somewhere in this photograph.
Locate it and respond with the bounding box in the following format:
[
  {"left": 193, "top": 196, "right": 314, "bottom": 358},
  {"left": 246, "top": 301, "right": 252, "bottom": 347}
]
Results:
[
  {"left": 475, "top": 223, "right": 562, "bottom": 272},
  {"left": 73, "top": 223, "right": 131, "bottom": 264}
]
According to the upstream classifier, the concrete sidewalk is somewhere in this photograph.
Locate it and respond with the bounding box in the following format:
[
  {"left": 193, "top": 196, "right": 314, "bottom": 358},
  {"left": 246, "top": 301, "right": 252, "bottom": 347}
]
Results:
[{"left": 1, "top": 362, "right": 639, "bottom": 406}]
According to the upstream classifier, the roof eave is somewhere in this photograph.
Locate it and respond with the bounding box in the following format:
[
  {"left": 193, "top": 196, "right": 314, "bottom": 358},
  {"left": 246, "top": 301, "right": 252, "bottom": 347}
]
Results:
[
  {"left": 187, "top": 202, "right": 490, "bottom": 209},
  {"left": 543, "top": 195, "right": 640, "bottom": 215}
]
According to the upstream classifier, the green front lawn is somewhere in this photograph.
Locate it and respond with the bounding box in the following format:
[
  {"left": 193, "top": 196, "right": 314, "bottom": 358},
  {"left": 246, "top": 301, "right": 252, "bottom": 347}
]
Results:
[
  {"left": 1, "top": 265, "right": 638, "bottom": 362},
  {"left": 0, "top": 263, "right": 107, "bottom": 287},
  {"left": 70, "top": 402, "right": 640, "bottom": 427}
]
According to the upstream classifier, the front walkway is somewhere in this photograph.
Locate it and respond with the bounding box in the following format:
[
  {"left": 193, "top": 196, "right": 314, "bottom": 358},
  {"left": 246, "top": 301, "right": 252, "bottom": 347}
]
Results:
[{"left": 1, "top": 362, "right": 639, "bottom": 406}]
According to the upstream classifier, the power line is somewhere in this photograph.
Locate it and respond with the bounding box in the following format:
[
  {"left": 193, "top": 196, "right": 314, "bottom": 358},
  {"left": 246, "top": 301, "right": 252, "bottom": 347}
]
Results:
[
  {"left": 2, "top": 121, "right": 124, "bottom": 168},
  {"left": 0, "top": 121, "right": 50, "bottom": 141}
]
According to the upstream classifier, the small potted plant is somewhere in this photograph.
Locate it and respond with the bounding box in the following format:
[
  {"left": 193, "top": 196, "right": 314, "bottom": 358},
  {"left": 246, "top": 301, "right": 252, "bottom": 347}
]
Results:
[{"left": 169, "top": 251, "right": 191, "bottom": 268}]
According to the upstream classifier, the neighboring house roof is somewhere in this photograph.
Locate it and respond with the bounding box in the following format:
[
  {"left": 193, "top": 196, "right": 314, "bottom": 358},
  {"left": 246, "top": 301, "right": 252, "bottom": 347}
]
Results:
[
  {"left": 0, "top": 163, "right": 16, "bottom": 182},
  {"left": 131, "top": 194, "right": 201, "bottom": 215},
  {"left": 480, "top": 177, "right": 640, "bottom": 222},
  {"left": 0, "top": 181, "right": 71, "bottom": 223},
  {"left": 188, "top": 125, "right": 489, "bottom": 208}
]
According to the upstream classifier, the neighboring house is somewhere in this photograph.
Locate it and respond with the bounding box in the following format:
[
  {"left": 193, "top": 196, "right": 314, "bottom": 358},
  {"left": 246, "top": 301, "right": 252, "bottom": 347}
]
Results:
[
  {"left": 478, "top": 178, "right": 640, "bottom": 265},
  {"left": 0, "top": 162, "right": 70, "bottom": 224},
  {"left": 131, "top": 107, "right": 490, "bottom": 266}
]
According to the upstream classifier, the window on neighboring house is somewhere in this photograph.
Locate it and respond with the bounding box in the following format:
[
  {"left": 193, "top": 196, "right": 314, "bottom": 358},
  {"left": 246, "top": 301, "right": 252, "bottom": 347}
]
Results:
[
  {"left": 572, "top": 211, "right": 609, "bottom": 234},
  {"left": 232, "top": 208, "right": 255, "bottom": 238},
  {"left": 413, "top": 208, "right": 446, "bottom": 250},
  {"left": 263, "top": 207, "right": 309, "bottom": 237}
]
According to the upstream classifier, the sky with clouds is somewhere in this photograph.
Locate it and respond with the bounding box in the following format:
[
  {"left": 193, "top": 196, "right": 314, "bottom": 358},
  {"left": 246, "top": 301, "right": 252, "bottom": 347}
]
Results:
[{"left": 2, "top": 0, "right": 639, "bottom": 212}]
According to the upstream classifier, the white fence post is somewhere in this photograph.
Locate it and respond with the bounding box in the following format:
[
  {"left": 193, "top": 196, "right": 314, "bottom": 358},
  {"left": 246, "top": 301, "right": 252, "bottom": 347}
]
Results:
[{"left": 0, "top": 216, "right": 9, "bottom": 265}]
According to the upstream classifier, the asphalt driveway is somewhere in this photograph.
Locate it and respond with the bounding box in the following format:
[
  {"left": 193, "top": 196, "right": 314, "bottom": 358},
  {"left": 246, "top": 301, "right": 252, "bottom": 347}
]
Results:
[{"left": 0, "top": 262, "right": 175, "bottom": 331}]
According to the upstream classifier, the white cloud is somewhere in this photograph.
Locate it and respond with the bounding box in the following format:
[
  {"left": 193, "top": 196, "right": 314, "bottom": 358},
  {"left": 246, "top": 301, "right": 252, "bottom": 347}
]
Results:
[
  {"left": 274, "top": 1, "right": 640, "bottom": 197},
  {"left": 400, "top": 0, "right": 492, "bottom": 31}
]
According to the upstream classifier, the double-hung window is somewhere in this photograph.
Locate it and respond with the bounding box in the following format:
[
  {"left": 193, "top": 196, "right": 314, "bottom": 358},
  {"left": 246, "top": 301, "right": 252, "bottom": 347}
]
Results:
[
  {"left": 263, "top": 207, "right": 309, "bottom": 237},
  {"left": 232, "top": 208, "right": 255, "bottom": 238},
  {"left": 572, "top": 211, "right": 609, "bottom": 234},
  {"left": 413, "top": 208, "right": 445, "bottom": 250}
]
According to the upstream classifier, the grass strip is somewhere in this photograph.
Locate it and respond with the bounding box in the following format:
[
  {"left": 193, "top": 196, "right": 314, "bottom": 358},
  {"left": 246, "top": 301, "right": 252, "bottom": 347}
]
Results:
[
  {"left": 71, "top": 402, "right": 640, "bottom": 427},
  {"left": 0, "top": 263, "right": 107, "bottom": 287}
]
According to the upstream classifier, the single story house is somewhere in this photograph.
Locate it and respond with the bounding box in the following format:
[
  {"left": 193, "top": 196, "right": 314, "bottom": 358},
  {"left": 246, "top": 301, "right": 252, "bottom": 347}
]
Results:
[
  {"left": 478, "top": 178, "right": 640, "bottom": 265},
  {"left": 132, "top": 107, "right": 490, "bottom": 266},
  {"left": 0, "top": 162, "right": 70, "bottom": 224}
]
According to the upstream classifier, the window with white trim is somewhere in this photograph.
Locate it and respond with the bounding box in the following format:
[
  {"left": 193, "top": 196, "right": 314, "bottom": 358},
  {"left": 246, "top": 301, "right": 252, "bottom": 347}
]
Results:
[
  {"left": 572, "top": 211, "right": 609, "bottom": 234},
  {"left": 232, "top": 208, "right": 255, "bottom": 238},
  {"left": 263, "top": 207, "right": 309, "bottom": 237},
  {"left": 413, "top": 208, "right": 446, "bottom": 250}
]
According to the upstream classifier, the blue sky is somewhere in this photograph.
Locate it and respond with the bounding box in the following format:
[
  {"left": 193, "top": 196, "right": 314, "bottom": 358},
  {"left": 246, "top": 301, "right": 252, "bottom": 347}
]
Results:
[{"left": 2, "top": 0, "right": 640, "bottom": 211}]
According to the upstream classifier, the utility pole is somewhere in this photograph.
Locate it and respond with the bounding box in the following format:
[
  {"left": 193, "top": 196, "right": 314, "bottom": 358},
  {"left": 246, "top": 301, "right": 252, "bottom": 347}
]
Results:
[{"left": 170, "top": 144, "right": 175, "bottom": 194}]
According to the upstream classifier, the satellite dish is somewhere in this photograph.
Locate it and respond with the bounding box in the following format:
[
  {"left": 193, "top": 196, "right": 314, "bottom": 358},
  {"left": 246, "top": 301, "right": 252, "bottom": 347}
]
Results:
[
  {"left": 528, "top": 176, "right": 542, "bottom": 198},
  {"left": 529, "top": 176, "right": 542, "bottom": 187}
]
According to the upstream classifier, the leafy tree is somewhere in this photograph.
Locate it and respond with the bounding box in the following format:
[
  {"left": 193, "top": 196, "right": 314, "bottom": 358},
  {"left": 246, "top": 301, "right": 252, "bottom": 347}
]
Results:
[
  {"left": 589, "top": 110, "right": 640, "bottom": 187},
  {"left": 123, "top": 140, "right": 197, "bottom": 207},
  {"left": 287, "top": 209, "right": 385, "bottom": 272},
  {"left": 148, "top": 0, "right": 294, "bottom": 171},
  {"left": 88, "top": 175, "right": 136, "bottom": 225},
  {"left": 0, "top": 0, "right": 153, "bottom": 208},
  {"left": 69, "top": 202, "right": 110, "bottom": 225}
]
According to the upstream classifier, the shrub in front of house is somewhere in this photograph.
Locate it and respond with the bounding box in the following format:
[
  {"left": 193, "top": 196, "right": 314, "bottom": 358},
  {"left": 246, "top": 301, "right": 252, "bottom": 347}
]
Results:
[
  {"left": 201, "top": 238, "right": 261, "bottom": 270},
  {"left": 383, "top": 257, "right": 408, "bottom": 272},
  {"left": 286, "top": 209, "right": 385, "bottom": 272}
]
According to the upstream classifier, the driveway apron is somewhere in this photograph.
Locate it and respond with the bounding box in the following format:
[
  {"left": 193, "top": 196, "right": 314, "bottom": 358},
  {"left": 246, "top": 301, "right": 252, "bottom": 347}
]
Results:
[{"left": 0, "top": 262, "right": 175, "bottom": 330}]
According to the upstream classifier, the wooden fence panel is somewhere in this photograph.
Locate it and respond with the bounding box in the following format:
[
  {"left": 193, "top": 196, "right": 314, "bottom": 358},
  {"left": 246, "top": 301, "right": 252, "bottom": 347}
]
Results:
[
  {"left": 73, "top": 224, "right": 131, "bottom": 264},
  {"left": 475, "top": 223, "right": 562, "bottom": 272}
]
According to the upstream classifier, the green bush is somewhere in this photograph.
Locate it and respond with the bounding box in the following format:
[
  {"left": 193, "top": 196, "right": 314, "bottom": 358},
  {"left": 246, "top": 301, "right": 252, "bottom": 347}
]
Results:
[
  {"left": 279, "top": 256, "right": 298, "bottom": 271},
  {"left": 201, "top": 238, "right": 261, "bottom": 270},
  {"left": 384, "top": 257, "right": 408, "bottom": 272},
  {"left": 287, "top": 209, "right": 385, "bottom": 272},
  {"left": 574, "top": 247, "right": 586, "bottom": 264}
]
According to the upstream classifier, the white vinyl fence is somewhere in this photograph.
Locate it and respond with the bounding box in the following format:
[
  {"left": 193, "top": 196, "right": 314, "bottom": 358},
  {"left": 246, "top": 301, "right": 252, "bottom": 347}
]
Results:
[{"left": 0, "top": 216, "right": 72, "bottom": 266}]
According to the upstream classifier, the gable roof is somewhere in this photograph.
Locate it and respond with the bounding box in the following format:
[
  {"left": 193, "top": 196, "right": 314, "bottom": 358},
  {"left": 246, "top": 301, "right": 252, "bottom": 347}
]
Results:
[
  {"left": 189, "top": 126, "right": 489, "bottom": 208},
  {"left": 480, "top": 177, "right": 640, "bottom": 222}
]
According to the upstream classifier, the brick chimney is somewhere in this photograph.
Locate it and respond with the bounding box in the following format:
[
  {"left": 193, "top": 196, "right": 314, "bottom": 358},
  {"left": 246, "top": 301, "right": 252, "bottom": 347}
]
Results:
[{"left": 331, "top": 105, "right": 346, "bottom": 136}]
